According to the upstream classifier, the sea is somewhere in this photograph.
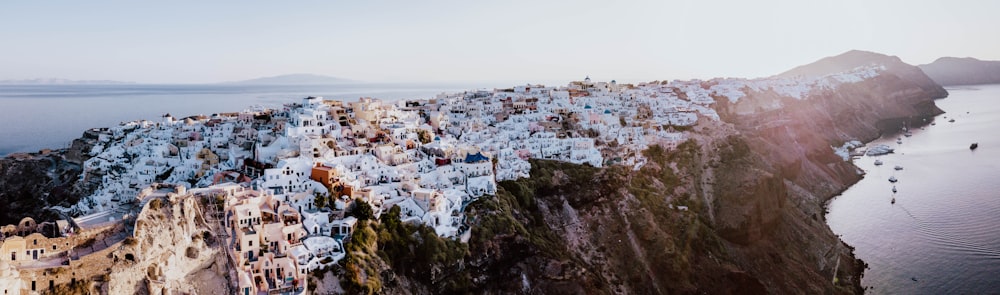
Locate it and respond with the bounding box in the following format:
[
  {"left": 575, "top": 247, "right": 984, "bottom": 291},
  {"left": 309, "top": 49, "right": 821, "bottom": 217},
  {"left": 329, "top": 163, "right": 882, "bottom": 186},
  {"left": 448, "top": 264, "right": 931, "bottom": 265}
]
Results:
[
  {"left": 0, "top": 83, "right": 493, "bottom": 156},
  {"left": 826, "top": 84, "right": 1000, "bottom": 294},
  {"left": 2, "top": 82, "right": 998, "bottom": 293}
]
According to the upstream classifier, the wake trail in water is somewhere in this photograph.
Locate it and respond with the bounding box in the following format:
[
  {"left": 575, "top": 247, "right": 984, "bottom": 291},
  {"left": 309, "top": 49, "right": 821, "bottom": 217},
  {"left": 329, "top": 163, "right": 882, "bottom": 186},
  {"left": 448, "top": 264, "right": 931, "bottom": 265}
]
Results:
[{"left": 895, "top": 203, "right": 1000, "bottom": 259}]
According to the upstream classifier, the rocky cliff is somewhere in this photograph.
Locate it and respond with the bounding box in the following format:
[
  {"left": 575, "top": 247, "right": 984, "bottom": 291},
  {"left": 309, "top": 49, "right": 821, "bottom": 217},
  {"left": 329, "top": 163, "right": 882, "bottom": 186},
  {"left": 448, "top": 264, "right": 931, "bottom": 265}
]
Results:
[
  {"left": 0, "top": 50, "right": 949, "bottom": 294},
  {"left": 108, "top": 195, "right": 229, "bottom": 294},
  {"left": 919, "top": 57, "right": 1000, "bottom": 86},
  {"left": 329, "top": 51, "right": 947, "bottom": 294},
  {"left": 0, "top": 136, "right": 97, "bottom": 225}
]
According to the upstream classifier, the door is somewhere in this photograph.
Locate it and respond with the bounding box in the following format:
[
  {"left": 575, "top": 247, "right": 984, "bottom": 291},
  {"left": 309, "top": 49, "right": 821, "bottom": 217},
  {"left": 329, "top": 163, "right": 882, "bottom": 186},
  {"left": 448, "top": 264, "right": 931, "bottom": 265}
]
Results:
[{"left": 32, "top": 250, "right": 38, "bottom": 260}]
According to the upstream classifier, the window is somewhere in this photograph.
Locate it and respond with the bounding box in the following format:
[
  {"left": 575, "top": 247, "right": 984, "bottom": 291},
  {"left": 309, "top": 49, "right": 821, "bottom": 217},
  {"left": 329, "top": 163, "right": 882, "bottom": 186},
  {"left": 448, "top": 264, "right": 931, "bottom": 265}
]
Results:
[{"left": 53, "top": 245, "right": 56, "bottom": 250}]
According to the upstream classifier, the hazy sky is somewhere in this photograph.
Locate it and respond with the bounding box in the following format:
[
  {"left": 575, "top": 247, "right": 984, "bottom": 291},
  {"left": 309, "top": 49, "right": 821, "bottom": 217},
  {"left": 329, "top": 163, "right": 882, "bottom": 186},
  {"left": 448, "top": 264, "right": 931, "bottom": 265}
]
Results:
[{"left": 1, "top": 0, "right": 998, "bottom": 84}]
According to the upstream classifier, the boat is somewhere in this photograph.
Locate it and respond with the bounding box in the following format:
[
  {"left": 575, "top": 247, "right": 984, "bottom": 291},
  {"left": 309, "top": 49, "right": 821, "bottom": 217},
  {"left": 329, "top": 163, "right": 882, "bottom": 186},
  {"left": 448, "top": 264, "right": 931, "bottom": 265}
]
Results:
[
  {"left": 904, "top": 132, "right": 912, "bottom": 137},
  {"left": 931, "top": 122, "right": 936, "bottom": 126},
  {"left": 892, "top": 197, "right": 896, "bottom": 204},
  {"left": 889, "top": 176, "right": 898, "bottom": 183},
  {"left": 892, "top": 186, "right": 897, "bottom": 193},
  {"left": 897, "top": 140, "right": 903, "bottom": 144},
  {"left": 865, "top": 144, "right": 895, "bottom": 156},
  {"left": 971, "top": 143, "right": 979, "bottom": 150},
  {"left": 894, "top": 165, "right": 903, "bottom": 170},
  {"left": 949, "top": 118, "right": 956, "bottom": 123},
  {"left": 874, "top": 159, "right": 883, "bottom": 166}
]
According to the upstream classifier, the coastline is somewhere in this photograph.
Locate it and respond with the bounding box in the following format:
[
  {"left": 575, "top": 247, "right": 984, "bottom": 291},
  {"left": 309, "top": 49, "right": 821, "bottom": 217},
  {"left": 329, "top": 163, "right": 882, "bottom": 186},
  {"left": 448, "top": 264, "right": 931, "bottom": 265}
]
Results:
[{"left": 821, "top": 96, "right": 951, "bottom": 292}]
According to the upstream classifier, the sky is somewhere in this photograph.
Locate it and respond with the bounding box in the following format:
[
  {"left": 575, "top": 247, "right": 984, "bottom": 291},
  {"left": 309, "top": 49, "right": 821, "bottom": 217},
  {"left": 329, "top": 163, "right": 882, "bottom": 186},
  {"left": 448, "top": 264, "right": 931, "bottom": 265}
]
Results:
[{"left": 1, "top": 0, "right": 998, "bottom": 84}]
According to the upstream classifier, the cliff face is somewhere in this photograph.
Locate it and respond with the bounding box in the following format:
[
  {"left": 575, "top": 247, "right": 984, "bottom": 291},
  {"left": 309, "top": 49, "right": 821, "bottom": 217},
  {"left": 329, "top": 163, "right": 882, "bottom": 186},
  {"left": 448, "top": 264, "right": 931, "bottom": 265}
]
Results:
[
  {"left": 108, "top": 195, "right": 229, "bottom": 294},
  {"left": 919, "top": 57, "right": 1000, "bottom": 86},
  {"left": 333, "top": 53, "right": 948, "bottom": 294},
  {"left": 0, "top": 51, "right": 948, "bottom": 294},
  {"left": 0, "top": 136, "right": 96, "bottom": 225}
]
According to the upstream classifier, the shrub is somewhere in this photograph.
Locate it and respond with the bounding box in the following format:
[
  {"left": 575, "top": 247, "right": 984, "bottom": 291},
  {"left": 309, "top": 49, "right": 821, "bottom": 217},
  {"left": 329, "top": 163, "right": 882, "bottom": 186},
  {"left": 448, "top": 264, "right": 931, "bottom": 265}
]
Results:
[
  {"left": 78, "top": 238, "right": 97, "bottom": 248},
  {"left": 349, "top": 199, "right": 374, "bottom": 221},
  {"left": 149, "top": 198, "right": 163, "bottom": 210}
]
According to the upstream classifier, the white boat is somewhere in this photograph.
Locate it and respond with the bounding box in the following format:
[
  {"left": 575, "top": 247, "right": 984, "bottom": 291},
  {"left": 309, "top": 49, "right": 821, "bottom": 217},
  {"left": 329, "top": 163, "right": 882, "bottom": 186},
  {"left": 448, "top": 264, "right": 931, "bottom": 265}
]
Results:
[
  {"left": 897, "top": 140, "right": 903, "bottom": 144},
  {"left": 949, "top": 118, "right": 956, "bottom": 123},
  {"left": 904, "top": 132, "right": 912, "bottom": 137},
  {"left": 894, "top": 165, "right": 903, "bottom": 170},
  {"left": 874, "top": 159, "right": 884, "bottom": 166},
  {"left": 889, "top": 176, "right": 898, "bottom": 183},
  {"left": 866, "top": 144, "right": 895, "bottom": 156},
  {"left": 892, "top": 186, "right": 897, "bottom": 193}
]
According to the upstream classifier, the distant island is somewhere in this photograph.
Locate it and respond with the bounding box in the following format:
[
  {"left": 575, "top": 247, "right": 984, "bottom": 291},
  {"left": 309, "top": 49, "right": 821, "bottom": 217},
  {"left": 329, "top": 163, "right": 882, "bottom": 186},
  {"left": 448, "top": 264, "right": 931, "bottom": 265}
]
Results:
[
  {"left": 919, "top": 57, "right": 1000, "bottom": 86},
  {"left": 224, "top": 73, "right": 354, "bottom": 85},
  {"left": 0, "top": 78, "right": 134, "bottom": 85}
]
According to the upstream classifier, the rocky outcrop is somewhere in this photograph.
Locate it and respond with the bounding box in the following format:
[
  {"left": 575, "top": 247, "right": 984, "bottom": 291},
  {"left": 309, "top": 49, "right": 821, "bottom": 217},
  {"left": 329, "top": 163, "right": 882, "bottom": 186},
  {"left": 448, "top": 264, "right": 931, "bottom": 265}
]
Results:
[
  {"left": 0, "top": 136, "right": 96, "bottom": 225},
  {"left": 347, "top": 51, "right": 947, "bottom": 294},
  {"left": 919, "top": 57, "right": 1000, "bottom": 86},
  {"left": 108, "top": 195, "right": 229, "bottom": 294}
]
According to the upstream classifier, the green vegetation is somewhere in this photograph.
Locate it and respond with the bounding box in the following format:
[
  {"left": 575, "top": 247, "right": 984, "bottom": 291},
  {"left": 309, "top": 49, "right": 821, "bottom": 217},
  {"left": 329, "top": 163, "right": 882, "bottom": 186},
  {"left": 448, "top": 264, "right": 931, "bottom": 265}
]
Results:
[
  {"left": 349, "top": 198, "right": 374, "bottom": 221},
  {"left": 149, "top": 198, "right": 163, "bottom": 210},
  {"left": 313, "top": 193, "right": 327, "bottom": 210},
  {"left": 417, "top": 129, "right": 433, "bottom": 144},
  {"left": 214, "top": 194, "right": 225, "bottom": 212},
  {"left": 330, "top": 142, "right": 740, "bottom": 293},
  {"left": 341, "top": 205, "right": 469, "bottom": 294},
  {"left": 154, "top": 167, "right": 174, "bottom": 182},
  {"left": 42, "top": 279, "right": 91, "bottom": 295},
  {"left": 78, "top": 237, "right": 97, "bottom": 248},
  {"left": 717, "top": 135, "right": 751, "bottom": 166}
]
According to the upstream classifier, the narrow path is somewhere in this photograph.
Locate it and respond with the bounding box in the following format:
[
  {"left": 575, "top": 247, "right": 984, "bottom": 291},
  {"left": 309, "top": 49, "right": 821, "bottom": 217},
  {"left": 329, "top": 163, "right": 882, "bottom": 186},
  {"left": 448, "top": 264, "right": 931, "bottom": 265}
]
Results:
[{"left": 831, "top": 255, "right": 840, "bottom": 284}]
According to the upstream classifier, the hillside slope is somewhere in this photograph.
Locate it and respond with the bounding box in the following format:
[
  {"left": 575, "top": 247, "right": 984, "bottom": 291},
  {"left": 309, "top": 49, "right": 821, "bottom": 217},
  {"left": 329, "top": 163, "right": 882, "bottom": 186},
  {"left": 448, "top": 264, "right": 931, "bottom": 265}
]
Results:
[
  {"left": 919, "top": 57, "right": 1000, "bottom": 86},
  {"left": 777, "top": 50, "right": 947, "bottom": 99},
  {"left": 329, "top": 51, "right": 947, "bottom": 294}
]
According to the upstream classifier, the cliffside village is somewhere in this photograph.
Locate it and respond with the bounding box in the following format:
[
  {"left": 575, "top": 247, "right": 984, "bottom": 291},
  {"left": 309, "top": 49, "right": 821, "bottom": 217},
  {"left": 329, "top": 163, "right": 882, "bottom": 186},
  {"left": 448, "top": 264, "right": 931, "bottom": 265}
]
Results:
[{"left": 0, "top": 69, "right": 884, "bottom": 294}]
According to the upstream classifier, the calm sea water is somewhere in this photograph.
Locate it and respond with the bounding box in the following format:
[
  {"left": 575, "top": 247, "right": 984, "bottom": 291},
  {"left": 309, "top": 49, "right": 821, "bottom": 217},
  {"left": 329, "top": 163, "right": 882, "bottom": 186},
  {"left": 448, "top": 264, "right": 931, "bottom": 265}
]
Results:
[
  {"left": 827, "top": 84, "right": 1000, "bottom": 294},
  {"left": 0, "top": 83, "right": 488, "bottom": 155}
]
